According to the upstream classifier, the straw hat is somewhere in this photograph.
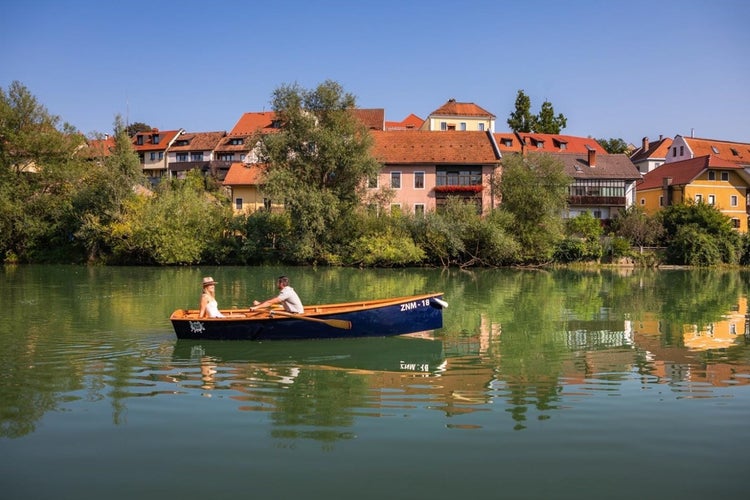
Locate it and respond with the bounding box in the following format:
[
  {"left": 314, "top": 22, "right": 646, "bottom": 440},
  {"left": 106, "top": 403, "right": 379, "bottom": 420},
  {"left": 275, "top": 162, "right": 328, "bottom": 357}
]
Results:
[{"left": 202, "top": 276, "right": 218, "bottom": 287}]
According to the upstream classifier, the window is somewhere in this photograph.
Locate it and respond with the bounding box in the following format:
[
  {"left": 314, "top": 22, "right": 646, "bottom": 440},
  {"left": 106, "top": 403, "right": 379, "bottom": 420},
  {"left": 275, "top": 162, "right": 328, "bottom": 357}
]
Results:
[
  {"left": 711, "top": 146, "right": 720, "bottom": 154},
  {"left": 235, "top": 198, "right": 243, "bottom": 210},
  {"left": 732, "top": 218, "right": 741, "bottom": 229},
  {"left": 176, "top": 153, "right": 188, "bottom": 161},
  {"left": 152, "top": 134, "right": 160, "bottom": 144},
  {"left": 679, "top": 146, "right": 684, "bottom": 155},
  {"left": 593, "top": 210, "right": 602, "bottom": 219},
  {"left": 721, "top": 172, "right": 729, "bottom": 181},
  {"left": 658, "top": 196, "right": 663, "bottom": 206},
  {"left": 440, "top": 122, "right": 447, "bottom": 131},
  {"left": 502, "top": 138, "right": 513, "bottom": 147},
  {"left": 731, "top": 195, "right": 738, "bottom": 207},
  {"left": 459, "top": 122, "right": 466, "bottom": 131},
  {"left": 708, "top": 195, "right": 715, "bottom": 205},
  {"left": 368, "top": 174, "right": 378, "bottom": 189},
  {"left": 731, "top": 148, "right": 739, "bottom": 156},
  {"left": 264, "top": 198, "right": 272, "bottom": 210},
  {"left": 136, "top": 135, "right": 144, "bottom": 146},
  {"left": 191, "top": 152, "right": 203, "bottom": 161},
  {"left": 391, "top": 172, "right": 401, "bottom": 189},
  {"left": 230, "top": 138, "right": 243, "bottom": 145},
  {"left": 158, "top": 152, "right": 163, "bottom": 160},
  {"left": 672, "top": 147, "right": 677, "bottom": 157},
  {"left": 478, "top": 123, "right": 485, "bottom": 131},
  {"left": 708, "top": 171, "right": 715, "bottom": 180},
  {"left": 218, "top": 153, "right": 234, "bottom": 161},
  {"left": 150, "top": 152, "right": 156, "bottom": 161},
  {"left": 695, "top": 194, "right": 703, "bottom": 203},
  {"left": 414, "top": 171, "right": 425, "bottom": 189},
  {"left": 414, "top": 204, "right": 425, "bottom": 216}
]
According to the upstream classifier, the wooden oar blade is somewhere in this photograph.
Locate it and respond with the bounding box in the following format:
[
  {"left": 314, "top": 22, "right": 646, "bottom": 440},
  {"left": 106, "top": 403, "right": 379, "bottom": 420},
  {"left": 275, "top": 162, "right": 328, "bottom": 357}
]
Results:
[{"left": 326, "top": 319, "right": 352, "bottom": 330}]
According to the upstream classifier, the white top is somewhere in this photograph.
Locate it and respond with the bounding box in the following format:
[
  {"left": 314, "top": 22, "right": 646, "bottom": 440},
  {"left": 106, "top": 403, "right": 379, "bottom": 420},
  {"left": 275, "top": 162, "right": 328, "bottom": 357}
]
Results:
[
  {"left": 205, "top": 298, "right": 224, "bottom": 318},
  {"left": 278, "top": 286, "right": 304, "bottom": 313}
]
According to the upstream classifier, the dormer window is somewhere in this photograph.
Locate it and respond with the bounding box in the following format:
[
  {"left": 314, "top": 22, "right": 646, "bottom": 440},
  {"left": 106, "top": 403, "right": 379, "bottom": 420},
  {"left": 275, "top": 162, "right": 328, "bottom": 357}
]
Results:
[
  {"left": 152, "top": 134, "right": 160, "bottom": 144},
  {"left": 136, "top": 135, "right": 144, "bottom": 146},
  {"left": 711, "top": 146, "right": 720, "bottom": 154},
  {"left": 229, "top": 138, "right": 244, "bottom": 146},
  {"left": 271, "top": 120, "right": 282, "bottom": 128},
  {"left": 553, "top": 139, "right": 567, "bottom": 150},
  {"left": 534, "top": 139, "right": 544, "bottom": 149},
  {"left": 176, "top": 140, "right": 189, "bottom": 146},
  {"left": 502, "top": 138, "right": 513, "bottom": 147},
  {"left": 731, "top": 148, "right": 739, "bottom": 156}
]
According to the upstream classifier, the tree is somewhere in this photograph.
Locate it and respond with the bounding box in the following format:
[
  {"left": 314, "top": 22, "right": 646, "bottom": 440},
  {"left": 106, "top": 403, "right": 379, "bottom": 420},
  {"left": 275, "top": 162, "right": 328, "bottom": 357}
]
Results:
[
  {"left": 507, "top": 90, "right": 568, "bottom": 134},
  {"left": 494, "top": 152, "right": 571, "bottom": 263},
  {"left": 534, "top": 100, "right": 567, "bottom": 134},
  {"left": 125, "top": 122, "right": 152, "bottom": 137},
  {"left": 596, "top": 137, "right": 630, "bottom": 154},
  {"left": 610, "top": 206, "right": 664, "bottom": 251},
  {"left": 257, "top": 80, "right": 382, "bottom": 263}
]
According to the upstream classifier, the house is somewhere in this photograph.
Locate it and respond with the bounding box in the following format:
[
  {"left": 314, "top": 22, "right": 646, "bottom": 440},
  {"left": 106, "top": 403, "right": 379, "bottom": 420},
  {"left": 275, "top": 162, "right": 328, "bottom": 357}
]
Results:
[
  {"left": 420, "top": 99, "right": 495, "bottom": 133},
  {"left": 167, "top": 131, "right": 227, "bottom": 179},
  {"left": 222, "top": 163, "right": 276, "bottom": 214},
  {"left": 637, "top": 154, "right": 750, "bottom": 231},
  {"left": 629, "top": 135, "right": 672, "bottom": 174},
  {"left": 368, "top": 130, "right": 501, "bottom": 214},
  {"left": 132, "top": 128, "right": 183, "bottom": 185},
  {"left": 547, "top": 148, "right": 642, "bottom": 222},
  {"left": 665, "top": 135, "right": 750, "bottom": 167}
]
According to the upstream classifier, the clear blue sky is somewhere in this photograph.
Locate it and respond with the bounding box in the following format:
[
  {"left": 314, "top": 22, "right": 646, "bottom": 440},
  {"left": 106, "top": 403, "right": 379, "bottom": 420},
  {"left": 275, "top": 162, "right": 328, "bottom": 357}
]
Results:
[{"left": 2, "top": 0, "right": 748, "bottom": 144}]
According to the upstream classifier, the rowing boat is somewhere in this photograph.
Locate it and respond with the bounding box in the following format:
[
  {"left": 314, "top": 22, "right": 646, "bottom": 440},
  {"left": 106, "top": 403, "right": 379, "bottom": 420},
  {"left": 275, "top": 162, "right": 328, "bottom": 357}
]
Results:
[{"left": 170, "top": 292, "right": 448, "bottom": 341}]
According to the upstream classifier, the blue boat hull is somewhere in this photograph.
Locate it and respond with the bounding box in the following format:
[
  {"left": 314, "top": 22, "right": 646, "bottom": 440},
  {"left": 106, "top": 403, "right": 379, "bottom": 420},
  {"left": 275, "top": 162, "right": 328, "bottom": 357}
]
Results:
[{"left": 171, "top": 293, "right": 446, "bottom": 341}]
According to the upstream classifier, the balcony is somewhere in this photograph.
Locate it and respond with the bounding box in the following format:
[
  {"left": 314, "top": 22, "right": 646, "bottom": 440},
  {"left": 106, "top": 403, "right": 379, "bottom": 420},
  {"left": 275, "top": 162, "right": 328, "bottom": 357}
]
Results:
[{"left": 568, "top": 195, "right": 626, "bottom": 206}]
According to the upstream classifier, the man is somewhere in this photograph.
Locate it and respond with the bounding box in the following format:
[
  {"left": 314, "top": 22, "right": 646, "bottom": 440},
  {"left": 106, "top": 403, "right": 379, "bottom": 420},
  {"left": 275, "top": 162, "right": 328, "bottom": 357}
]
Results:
[{"left": 250, "top": 275, "right": 304, "bottom": 313}]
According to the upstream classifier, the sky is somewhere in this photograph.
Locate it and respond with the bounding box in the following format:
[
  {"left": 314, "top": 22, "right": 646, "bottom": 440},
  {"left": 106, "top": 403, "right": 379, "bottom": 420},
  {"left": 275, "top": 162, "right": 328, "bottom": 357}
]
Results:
[{"left": 2, "top": 0, "right": 748, "bottom": 145}]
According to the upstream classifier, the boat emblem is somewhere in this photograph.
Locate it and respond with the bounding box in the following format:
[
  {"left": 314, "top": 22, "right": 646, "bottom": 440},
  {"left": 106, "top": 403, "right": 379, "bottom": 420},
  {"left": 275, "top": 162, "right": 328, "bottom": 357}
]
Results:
[{"left": 189, "top": 321, "right": 206, "bottom": 333}]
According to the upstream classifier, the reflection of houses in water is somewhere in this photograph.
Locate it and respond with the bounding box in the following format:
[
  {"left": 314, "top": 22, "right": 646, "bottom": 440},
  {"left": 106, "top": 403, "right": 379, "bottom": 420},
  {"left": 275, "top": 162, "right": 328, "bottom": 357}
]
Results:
[{"left": 634, "top": 296, "right": 747, "bottom": 351}]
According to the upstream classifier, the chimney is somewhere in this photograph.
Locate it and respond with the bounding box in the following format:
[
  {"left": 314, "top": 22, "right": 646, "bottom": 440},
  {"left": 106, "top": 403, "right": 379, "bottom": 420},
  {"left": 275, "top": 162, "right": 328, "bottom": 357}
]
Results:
[
  {"left": 587, "top": 146, "right": 596, "bottom": 167},
  {"left": 642, "top": 137, "right": 649, "bottom": 152}
]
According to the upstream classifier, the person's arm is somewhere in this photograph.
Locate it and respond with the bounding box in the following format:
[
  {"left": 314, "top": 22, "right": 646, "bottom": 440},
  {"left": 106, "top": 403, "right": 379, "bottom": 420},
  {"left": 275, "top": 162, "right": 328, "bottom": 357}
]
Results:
[
  {"left": 199, "top": 293, "right": 209, "bottom": 318},
  {"left": 251, "top": 296, "right": 281, "bottom": 311}
]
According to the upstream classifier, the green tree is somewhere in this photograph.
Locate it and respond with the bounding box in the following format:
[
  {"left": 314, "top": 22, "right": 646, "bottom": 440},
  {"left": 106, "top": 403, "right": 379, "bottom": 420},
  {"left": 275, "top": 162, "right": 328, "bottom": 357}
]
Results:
[
  {"left": 659, "top": 202, "right": 741, "bottom": 265},
  {"left": 258, "top": 80, "right": 381, "bottom": 263},
  {"left": 534, "top": 100, "right": 567, "bottom": 134},
  {"left": 596, "top": 137, "right": 630, "bottom": 154},
  {"left": 74, "top": 115, "right": 146, "bottom": 262},
  {"left": 610, "top": 206, "right": 664, "bottom": 251},
  {"left": 507, "top": 90, "right": 536, "bottom": 133},
  {"left": 0, "top": 81, "right": 85, "bottom": 262},
  {"left": 495, "top": 152, "right": 571, "bottom": 264},
  {"left": 125, "top": 122, "right": 152, "bottom": 137}
]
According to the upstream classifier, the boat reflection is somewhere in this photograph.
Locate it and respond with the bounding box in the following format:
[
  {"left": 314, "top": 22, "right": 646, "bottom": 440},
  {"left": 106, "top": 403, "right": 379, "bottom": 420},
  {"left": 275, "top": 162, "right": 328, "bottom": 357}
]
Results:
[{"left": 172, "top": 335, "right": 445, "bottom": 374}]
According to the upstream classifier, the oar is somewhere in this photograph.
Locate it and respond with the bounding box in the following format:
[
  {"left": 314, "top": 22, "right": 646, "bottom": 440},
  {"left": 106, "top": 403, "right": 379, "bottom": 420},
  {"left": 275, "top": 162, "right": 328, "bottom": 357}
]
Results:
[{"left": 270, "top": 309, "right": 352, "bottom": 330}]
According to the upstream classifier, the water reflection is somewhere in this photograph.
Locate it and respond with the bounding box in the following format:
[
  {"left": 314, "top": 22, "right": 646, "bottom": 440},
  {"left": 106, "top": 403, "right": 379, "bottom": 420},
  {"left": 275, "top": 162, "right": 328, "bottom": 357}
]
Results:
[{"left": 2, "top": 266, "right": 750, "bottom": 443}]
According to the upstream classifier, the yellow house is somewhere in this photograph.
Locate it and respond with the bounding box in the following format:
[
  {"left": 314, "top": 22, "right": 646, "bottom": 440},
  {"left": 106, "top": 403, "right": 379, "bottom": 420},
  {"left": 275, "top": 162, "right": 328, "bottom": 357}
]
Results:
[
  {"left": 222, "top": 162, "right": 276, "bottom": 214},
  {"left": 420, "top": 99, "right": 495, "bottom": 133},
  {"left": 636, "top": 154, "right": 750, "bottom": 232}
]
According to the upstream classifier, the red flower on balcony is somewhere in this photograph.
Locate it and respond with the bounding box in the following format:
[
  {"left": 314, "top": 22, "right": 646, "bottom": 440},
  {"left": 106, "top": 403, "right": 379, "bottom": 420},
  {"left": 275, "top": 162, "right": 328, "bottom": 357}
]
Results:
[{"left": 434, "top": 185, "right": 483, "bottom": 193}]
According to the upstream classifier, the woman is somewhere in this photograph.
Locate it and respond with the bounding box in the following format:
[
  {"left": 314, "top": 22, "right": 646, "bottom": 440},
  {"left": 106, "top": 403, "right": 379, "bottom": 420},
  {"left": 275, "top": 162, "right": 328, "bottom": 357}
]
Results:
[{"left": 199, "top": 276, "right": 225, "bottom": 318}]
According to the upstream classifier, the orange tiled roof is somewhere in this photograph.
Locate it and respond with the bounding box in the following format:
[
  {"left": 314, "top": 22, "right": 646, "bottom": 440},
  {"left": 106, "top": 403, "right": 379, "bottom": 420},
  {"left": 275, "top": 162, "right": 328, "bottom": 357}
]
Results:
[
  {"left": 683, "top": 136, "right": 750, "bottom": 165},
  {"left": 493, "top": 132, "right": 523, "bottom": 153},
  {"left": 132, "top": 129, "right": 182, "bottom": 151},
  {"left": 370, "top": 130, "right": 499, "bottom": 164},
  {"left": 638, "top": 155, "right": 741, "bottom": 191},
  {"left": 222, "top": 162, "right": 267, "bottom": 186},
  {"left": 351, "top": 108, "right": 385, "bottom": 130},
  {"left": 385, "top": 113, "right": 424, "bottom": 130},
  {"left": 516, "top": 133, "right": 607, "bottom": 154},
  {"left": 83, "top": 135, "right": 116, "bottom": 158},
  {"left": 429, "top": 99, "right": 495, "bottom": 118},
  {"left": 230, "top": 112, "right": 279, "bottom": 135},
  {"left": 169, "top": 131, "right": 226, "bottom": 151}
]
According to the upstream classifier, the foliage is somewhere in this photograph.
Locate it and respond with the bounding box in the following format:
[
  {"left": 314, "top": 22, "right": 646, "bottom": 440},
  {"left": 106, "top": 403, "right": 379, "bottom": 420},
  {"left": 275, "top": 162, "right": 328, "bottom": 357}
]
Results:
[
  {"left": 507, "top": 90, "right": 535, "bottom": 133},
  {"left": 554, "top": 212, "right": 603, "bottom": 263},
  {"left": 257, "top": 80, "right": 382, "bottom": 264},
  {"left": 506, "top": 90, "right": 567, "bottom": 134},
  {"left": 534, "top": 100, "right": 567, "bottom": 134},
  {"left": 596, "top": 137, "right": 630, "bottom": 154},
  {"left": 125, "top": 122, "right": 152, "bottom": 137},
  {"left": 610, "top": 206, "right": 664, "bottom": 249},
  {"left": 495, "top": 153, "right": 571, "bottom": 263},
  {"left": 659, "top": 202, "right": 741, "bottom": 265},
  {"left": 107, "top": 171, "right": 232, "bottom": 264},
  {"left": 235, "top": 209, "right": 293, "bottom": 264}
]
